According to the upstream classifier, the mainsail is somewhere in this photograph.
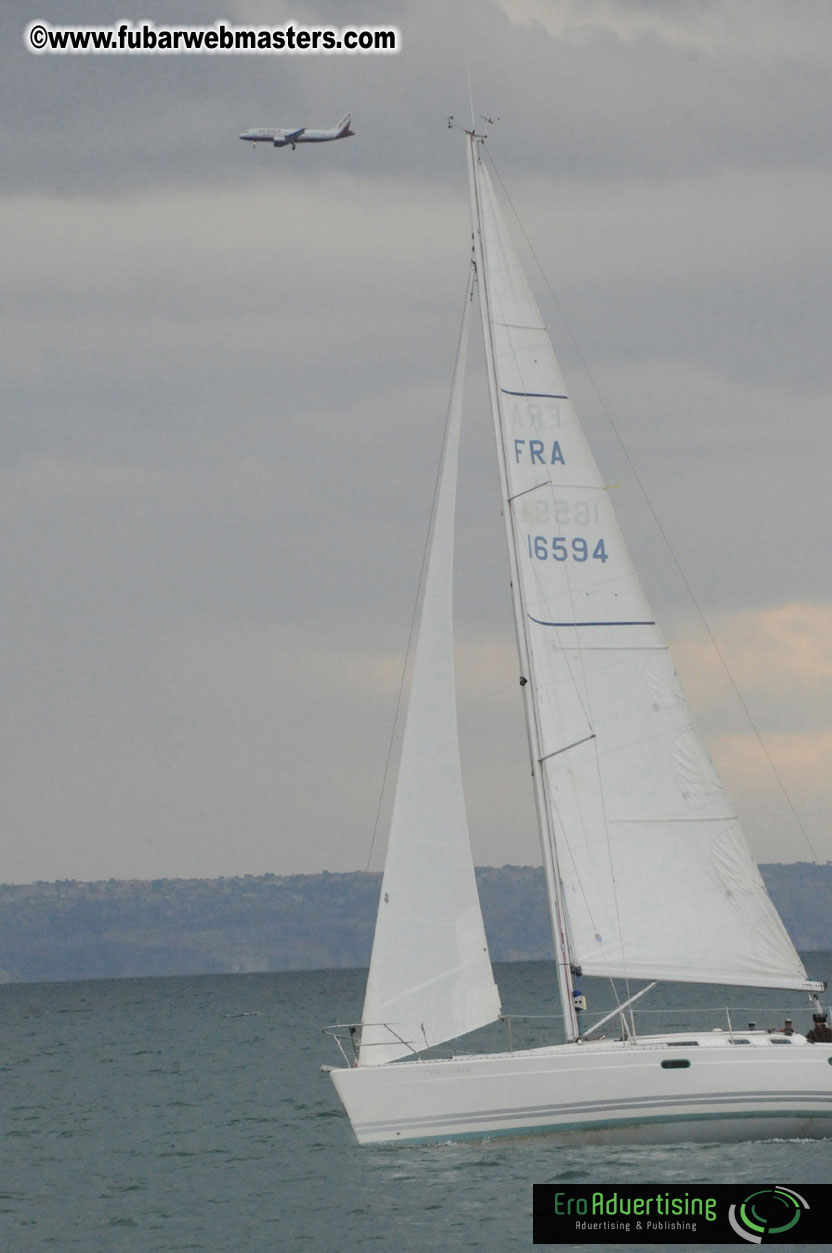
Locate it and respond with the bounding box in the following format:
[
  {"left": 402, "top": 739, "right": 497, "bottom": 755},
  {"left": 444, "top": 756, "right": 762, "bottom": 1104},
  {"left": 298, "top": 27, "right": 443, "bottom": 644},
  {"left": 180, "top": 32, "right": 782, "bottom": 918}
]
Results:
[
  {"left": 359, "top": 284, "right": 501, "bottom": 1067},
  {"left": 470, "top": 145, "right": 813, "bottom": 993}
]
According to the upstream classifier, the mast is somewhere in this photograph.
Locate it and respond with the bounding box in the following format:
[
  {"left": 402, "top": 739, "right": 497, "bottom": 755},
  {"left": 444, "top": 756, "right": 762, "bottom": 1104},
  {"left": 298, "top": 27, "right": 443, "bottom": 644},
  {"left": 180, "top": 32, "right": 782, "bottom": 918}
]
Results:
[{"left": 466, "top": 132, "right": 581, "bottom": 1041}]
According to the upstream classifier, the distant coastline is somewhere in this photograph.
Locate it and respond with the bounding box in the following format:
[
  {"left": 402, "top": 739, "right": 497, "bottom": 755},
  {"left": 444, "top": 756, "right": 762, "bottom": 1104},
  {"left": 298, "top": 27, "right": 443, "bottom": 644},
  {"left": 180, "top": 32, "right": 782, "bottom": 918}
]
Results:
[{"left": 0, "top": 863, "right": 829, "bottom": 985}]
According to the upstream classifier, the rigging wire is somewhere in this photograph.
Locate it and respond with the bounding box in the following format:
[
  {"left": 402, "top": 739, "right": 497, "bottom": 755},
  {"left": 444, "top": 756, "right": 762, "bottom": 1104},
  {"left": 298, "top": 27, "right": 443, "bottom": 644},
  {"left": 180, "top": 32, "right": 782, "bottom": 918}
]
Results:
[{"left": 485, "top": 150, "right": 820, "bottom": 864}]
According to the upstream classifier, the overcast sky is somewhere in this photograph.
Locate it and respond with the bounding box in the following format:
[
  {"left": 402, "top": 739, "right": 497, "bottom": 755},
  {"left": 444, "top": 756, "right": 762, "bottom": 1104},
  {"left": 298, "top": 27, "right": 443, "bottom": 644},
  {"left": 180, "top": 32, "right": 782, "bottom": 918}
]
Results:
[{"left": 3, "top": 0, "right": 831, "bottom": 883}]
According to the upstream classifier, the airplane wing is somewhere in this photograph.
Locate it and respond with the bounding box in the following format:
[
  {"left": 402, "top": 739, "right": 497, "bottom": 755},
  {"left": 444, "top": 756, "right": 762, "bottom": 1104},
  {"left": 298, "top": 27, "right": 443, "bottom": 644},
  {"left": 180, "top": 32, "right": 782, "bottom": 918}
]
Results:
[{"left": 285, "top": 127, "right": 305, "bottom": 143}]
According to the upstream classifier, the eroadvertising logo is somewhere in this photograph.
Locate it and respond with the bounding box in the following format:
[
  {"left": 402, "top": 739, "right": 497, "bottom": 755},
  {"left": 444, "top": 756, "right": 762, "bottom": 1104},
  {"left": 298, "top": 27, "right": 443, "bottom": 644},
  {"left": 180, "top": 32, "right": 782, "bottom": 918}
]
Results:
[
  {"left": 727, "top": 1188, "right": 810, "bottom": 1244},
  {"left": 533, "top": 1183, "right": 827, "bottom": 1244}
]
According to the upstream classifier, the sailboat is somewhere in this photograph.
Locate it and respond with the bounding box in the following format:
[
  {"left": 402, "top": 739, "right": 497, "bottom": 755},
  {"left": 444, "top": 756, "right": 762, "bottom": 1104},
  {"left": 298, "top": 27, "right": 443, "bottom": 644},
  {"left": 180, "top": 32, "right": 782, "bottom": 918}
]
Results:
[{"left": 328, "top": 131, "right": 831, "bottom": 1145}]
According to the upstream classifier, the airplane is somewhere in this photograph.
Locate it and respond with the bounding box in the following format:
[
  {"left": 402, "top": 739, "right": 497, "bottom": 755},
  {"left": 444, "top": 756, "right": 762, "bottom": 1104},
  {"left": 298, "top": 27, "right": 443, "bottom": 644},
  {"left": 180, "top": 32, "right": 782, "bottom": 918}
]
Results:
[{"left": 239, "top": 114, "right": 354, "bottom": 150}]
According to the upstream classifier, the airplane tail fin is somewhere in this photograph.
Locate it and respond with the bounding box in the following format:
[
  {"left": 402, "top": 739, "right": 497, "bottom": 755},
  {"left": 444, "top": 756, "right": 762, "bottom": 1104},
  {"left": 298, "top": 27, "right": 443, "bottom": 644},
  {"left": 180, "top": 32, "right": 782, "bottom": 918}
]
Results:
[{"left": 337, "top": 113, "right": 354, "bottom": 137}]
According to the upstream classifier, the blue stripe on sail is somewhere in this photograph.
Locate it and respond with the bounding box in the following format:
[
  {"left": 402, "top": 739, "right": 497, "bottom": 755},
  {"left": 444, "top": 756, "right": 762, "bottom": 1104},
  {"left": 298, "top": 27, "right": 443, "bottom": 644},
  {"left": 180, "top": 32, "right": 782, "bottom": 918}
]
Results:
[
  {"left": 529, "top": 615, "right": 656, "bottom": 628},
  {"left": 501, "top": 389, "right": 568, "bottom": 399}
]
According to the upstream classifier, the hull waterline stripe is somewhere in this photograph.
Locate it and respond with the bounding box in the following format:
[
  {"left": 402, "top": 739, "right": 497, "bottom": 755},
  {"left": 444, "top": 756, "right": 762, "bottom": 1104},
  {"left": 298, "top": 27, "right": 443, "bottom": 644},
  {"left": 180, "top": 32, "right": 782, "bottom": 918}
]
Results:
[
  {"left": 360, "top": 1106, "right": 832, "bottom": 1146},
  {"left": 354, "top": 1089, "right": 832, "bottom": 1139}
]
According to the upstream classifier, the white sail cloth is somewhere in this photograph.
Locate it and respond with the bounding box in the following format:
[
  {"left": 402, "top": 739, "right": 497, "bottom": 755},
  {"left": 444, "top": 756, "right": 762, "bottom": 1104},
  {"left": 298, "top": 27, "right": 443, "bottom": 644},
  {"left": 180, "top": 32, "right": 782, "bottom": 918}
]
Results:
[
  {"left": 473, "top": 155, "right": 813, "bottom": 991},
  {"left": 359, "top": 288, "right": 501, "bottom": 1067}
]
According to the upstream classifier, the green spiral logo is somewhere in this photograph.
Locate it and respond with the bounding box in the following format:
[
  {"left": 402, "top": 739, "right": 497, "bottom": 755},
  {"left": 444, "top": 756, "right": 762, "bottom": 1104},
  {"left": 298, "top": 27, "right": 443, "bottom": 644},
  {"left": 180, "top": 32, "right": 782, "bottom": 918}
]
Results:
[{"left": 728, "top": 1187, "right": 808, "bottom": 1243}]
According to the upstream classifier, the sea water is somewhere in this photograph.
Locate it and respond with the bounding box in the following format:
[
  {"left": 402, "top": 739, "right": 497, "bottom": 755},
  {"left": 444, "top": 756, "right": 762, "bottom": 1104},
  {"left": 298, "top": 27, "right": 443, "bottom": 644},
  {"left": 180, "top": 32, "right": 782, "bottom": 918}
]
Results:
[{"left": 1, "top": 959, "right": 830, "bottom": 1251}]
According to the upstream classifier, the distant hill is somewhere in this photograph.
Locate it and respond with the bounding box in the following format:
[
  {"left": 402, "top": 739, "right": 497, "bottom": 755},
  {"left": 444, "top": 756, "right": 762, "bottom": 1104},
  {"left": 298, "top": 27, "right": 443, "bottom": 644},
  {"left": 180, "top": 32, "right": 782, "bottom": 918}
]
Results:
[{"left": 0, "top": 863, "right": 828, "bottom": 985}]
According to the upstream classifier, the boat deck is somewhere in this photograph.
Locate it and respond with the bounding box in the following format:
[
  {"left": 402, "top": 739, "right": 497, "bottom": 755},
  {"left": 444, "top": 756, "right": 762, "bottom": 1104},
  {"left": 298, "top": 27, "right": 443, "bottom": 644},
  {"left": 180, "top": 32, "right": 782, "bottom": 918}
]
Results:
[{"left": 454, "top": 1029, "right": 813, "bottom": 1062}]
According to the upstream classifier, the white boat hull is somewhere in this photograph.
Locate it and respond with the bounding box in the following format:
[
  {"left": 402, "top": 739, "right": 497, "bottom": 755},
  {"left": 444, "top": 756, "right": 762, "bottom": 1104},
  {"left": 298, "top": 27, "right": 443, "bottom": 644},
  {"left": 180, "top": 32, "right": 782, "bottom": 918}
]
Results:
[{"left": 330, "top": 1033, "right": 832, "bottom": 1146}]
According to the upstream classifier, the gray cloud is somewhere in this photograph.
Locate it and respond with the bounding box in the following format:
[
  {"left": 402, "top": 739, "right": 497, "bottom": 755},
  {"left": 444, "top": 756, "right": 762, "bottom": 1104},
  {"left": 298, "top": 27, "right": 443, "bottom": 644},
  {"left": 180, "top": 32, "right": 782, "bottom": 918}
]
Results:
[{"left": 2, "top": 0, "right": 830, "bottom": 881}]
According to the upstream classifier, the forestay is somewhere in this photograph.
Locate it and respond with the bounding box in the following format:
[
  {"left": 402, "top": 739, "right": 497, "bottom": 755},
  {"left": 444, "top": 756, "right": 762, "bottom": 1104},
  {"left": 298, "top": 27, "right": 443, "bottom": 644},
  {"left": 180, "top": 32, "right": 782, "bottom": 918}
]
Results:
[
  {"left": 472, "top": 151, "right": 814, "bottom": 992},
  {"left": 358, "top": 286, "right": 501, "bottom": 1068}
]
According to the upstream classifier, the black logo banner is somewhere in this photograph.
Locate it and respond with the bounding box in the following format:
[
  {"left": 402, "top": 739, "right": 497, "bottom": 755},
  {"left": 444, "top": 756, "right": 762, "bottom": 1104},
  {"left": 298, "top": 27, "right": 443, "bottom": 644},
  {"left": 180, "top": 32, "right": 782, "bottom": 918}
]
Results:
[{"left": 533, "top": 1183, "right": 827, "bottom": 1244}]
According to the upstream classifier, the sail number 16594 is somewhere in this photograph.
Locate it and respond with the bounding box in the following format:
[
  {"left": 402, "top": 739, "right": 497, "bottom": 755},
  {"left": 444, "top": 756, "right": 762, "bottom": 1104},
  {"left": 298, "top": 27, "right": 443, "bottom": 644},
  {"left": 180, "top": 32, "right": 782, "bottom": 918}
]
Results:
[{"left": 526, "top": 535, "right": 609, "bottom": 563}]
